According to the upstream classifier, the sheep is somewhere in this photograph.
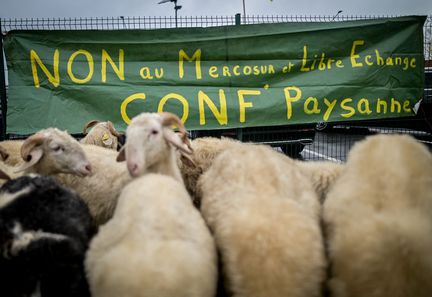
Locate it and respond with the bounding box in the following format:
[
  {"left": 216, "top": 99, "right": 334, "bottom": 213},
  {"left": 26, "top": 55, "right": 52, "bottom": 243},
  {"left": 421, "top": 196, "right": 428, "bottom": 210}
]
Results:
[
  {"left": 86, "top": 174, "right": 217, "bottom": 297},
  {"left": 17, "top": 130, "right": 131, "bottom": 225},
  {"left": 80, "top": 120, "right": 122, "bottom": 151},
  {"left": 323, "top": 134, "right": 432, "bottom": 297},
  {"left": 198, "top": 144, "right": 326, "bottom": 297},
  {"left": 0, "top": 174, "right": 95, "bottom": 297},
  {"left": 86, "top": 112, "right": 217, "bottom": 297}
]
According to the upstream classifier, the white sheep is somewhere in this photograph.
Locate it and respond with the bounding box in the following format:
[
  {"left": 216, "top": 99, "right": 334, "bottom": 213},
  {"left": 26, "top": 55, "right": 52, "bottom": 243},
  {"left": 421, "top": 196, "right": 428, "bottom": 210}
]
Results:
[
  {"left": 80, "top": 120, "right": 122, "bottom": 150},
  {"left": 86, "top": 174, "right": 217, "bottom": 297},
  {"left": 198, "top": 144, "right": 326, "bottom": 297},
  {"left": 323, "top": 134, "right": 432, "bottom": 297},
  {"left": 15, "top": 128, "right": 131, "bottom": 225},
  {"left": 86, "top": 112, "right": 217, "bottom": 297}
]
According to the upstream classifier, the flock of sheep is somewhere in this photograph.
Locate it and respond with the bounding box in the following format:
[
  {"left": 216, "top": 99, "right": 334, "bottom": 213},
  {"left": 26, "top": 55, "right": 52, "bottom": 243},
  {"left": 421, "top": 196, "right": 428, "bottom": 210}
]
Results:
[{"left": 0, "top": 111, "right": 431, "bottom": 297}]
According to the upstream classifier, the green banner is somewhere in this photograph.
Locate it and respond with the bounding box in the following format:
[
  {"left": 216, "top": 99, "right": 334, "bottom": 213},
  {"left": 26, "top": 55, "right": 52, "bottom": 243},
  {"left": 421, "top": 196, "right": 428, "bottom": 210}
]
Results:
[{"left": 4, "top": 16, "right": 426, "bottom": 134}]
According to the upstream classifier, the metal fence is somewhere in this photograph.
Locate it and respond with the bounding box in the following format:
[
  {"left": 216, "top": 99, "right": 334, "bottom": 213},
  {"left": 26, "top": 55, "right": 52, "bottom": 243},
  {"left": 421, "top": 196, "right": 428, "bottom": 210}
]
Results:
[
  {"left": 2, "top": 14, "right": 430, "bottom": 58},
  {"left": 1, "top": 14, "right": 431, "bottom": 162}
]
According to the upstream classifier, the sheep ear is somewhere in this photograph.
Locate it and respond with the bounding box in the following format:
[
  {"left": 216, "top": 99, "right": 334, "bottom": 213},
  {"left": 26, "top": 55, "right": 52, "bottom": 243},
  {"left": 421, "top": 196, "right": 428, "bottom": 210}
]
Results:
[
  {"left": 159, "top": 112, "right": 193, "bottom": 152},
  {"left": 180, "top": 153, "right": 196, "bottom": 168},
  {"left": 21, "top": 133, "right": 45, "bottom": 161},
  {"left": 0, "top": 169, "right": 11, "bottom": 181},
  {"left": 82, "top": 120, "right": 100, "bottom": 134},
  {"left": 164, "top": 129, "right": 193, "bottom": 155},
  {"left": 15, "top": 148, "right": 44, "bottom": 173},
  {"left": 160, "top": 112, "right": 184, "bottom": 130},
  {"left": 106, "top": 121, "right": 121, "bottom": 137},
  {"left": 117, "top": 133, "right": 125, "bottom": 151},
  {"left": 0, "top": 145, "right": 9, "bottom": 161},
  {"left": 116, "top": 146, "right": 126, "bottom": 162},
  {"left": 102, "top": 133, "right": 114, "bottom": 146},
  {"left": 15, "top": 133, "right": 46, "bottom": 173}
]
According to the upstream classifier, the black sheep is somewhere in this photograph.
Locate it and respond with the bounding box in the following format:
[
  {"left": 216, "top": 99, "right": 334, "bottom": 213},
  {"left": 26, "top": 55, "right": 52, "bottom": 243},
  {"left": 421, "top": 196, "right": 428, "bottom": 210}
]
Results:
[{"left": 0, "top": 175, "right": 96, "bottom": 297}]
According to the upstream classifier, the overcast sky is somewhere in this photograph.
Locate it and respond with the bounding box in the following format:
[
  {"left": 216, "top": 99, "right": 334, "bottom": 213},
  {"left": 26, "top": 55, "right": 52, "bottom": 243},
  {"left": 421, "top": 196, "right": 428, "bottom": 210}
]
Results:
[{"left": 1, "top": 0, "right": 431, "bottom": 19}]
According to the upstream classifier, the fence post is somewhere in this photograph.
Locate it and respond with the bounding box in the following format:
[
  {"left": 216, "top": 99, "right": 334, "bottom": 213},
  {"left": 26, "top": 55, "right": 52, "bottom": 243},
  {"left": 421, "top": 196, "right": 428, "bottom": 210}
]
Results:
[
  {"left": 235, "top": 13, "right": 241, "bottom": 25},
  {"left": 0, "top": 18, "right": 7, "bottom": 140},
  {"left": 234, "top": 13, "right": 244, "bottom": 141}
]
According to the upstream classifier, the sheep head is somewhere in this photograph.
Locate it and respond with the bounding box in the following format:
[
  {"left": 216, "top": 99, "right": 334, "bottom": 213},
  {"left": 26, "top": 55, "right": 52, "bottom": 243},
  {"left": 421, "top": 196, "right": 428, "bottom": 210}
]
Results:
[
  {"left": 16, "top": 128, "right": 92, "bottom": 177},
  {"left": 117, "top": 112, "right": 192, "bottom": 177},
  {"left": 81, "top": 120, "right": 122, "bottom": 150}
]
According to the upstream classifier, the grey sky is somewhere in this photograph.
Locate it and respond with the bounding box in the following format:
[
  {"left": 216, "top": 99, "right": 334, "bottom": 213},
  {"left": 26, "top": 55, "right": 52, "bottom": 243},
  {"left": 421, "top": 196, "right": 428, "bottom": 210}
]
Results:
[{"left": 1, "top": 0, "right": 431, "bottom": 19}]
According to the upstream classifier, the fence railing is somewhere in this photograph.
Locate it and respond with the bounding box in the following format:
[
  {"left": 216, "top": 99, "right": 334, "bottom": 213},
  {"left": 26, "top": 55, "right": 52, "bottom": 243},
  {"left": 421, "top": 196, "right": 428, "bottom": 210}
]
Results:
[
  {"left": 1, "top": 14, "right": 425, "bottom": 29},
  {"left": 1, "top": 15, "right": 431, "bottom": 73},
  {"left": 1, "top": 14, "right": 431, "bottom": 161}
]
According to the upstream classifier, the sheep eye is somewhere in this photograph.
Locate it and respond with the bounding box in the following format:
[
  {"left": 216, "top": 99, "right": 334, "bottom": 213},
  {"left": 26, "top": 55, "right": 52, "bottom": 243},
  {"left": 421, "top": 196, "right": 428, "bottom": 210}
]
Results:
[
  {"left": 151, "top": 129, "right": 159, "bottom": 135},
  {"left": 52, "top": 145, "right": 63, "bottom": 152}
]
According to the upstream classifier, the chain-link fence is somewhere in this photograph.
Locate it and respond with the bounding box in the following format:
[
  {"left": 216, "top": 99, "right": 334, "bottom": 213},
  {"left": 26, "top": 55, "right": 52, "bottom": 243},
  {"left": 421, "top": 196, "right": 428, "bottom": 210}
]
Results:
[
  {"left": 2, "top": 14, "right": 430, "bottom": 58},
  {"left": 1, "top": 15, "right": 431, "bottom": 162}
]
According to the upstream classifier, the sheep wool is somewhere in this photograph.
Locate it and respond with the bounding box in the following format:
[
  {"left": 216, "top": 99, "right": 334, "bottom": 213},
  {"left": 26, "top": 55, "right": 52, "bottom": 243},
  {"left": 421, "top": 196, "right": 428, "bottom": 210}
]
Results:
[
  {"left": 0, "top": 145, "right": 22, "bottom": 185},
  {"left": 86, "top": 173, "right": 217, "bottom": 297},
  {"left": 324, "top": 134, "right": 432, "bottom": 297},
  {"left": 179, "top": 137, "right": 342, "bottom": 207},
  {"left": 0, "top": 140, "right": 24, "bottom": 166},
  {"left": 0, "top": 175, "right": 95, "bottom": 297},
  {"left": 179, "top": 136, "right": 244, "bottom": 207},
  {"left": 198, "top": 144, "right": 326, "bottom": 297},
  {"left": 55, "top": 144, "right": 132, "bottom": 226},
  {"left": 294, "top": 160, "right": 345, "bottom": 203}
]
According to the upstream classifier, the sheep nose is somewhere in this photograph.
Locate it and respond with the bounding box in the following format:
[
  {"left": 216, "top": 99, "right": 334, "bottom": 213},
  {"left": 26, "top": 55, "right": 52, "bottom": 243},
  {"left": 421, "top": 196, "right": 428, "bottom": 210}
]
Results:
[
  {"left": 85, "top": 164, "right": 92, "bottom": 174},
  {"left": 78, "top": 163, "right": 92, "bottom": 177},
  {"left": 127, "top": 162, "right": 140, "bottom": 177}
]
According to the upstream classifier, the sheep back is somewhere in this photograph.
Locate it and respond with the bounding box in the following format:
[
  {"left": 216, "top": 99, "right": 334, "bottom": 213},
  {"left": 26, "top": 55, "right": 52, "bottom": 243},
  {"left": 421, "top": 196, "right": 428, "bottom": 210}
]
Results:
[
  {"left": 85, "top": 173, "right": 217, "bottom": 297},
  {"left": 198, "top": 145, "right": 325, "bottom": 297},
  {"left": 324, "top": 134, "right": 432, "bottom": 297},
  {"left": 295, "top": 160, "right": 345, "bottom": 203}
]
